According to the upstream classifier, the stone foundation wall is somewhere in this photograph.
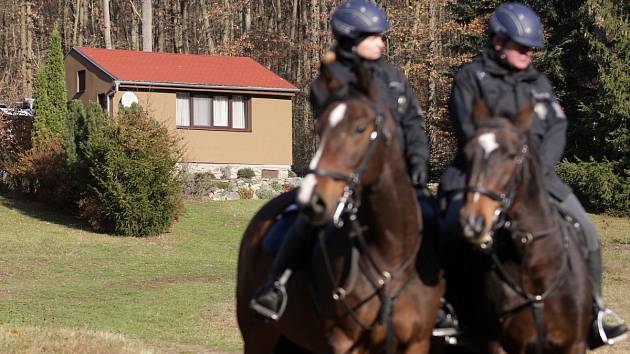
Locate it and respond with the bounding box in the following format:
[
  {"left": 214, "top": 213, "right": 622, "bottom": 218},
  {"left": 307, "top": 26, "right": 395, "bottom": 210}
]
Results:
[{"left": 180, "top": 162, "right": 292, "bottom": 179}]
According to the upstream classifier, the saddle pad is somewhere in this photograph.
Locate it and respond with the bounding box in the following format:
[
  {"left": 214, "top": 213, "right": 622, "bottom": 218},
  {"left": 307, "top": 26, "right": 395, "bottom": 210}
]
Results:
[{"left": 262, "top": 207, "right": 299, "bottom": 256}]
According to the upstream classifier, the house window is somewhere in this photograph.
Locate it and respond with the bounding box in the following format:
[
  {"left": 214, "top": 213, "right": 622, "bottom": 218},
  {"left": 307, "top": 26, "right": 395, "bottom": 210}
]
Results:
[
  {"left": 176, "top": 93, "right": 191, "bottom": 126},
  {"left": 176, "top": 93, "right": 250, "bottom": 131},
  {"left": 77, "top": 70, "right": 86, "bottom": 93},
  {"left": 97, "top": 93, "right": 107, "bottom": 111}
]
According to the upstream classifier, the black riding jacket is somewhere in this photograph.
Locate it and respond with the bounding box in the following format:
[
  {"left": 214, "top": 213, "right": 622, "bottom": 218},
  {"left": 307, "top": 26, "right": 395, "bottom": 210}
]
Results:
[
  {"left": 440, "top": 48, "right": 572, "bottom": 200},
  {"left": 310, "top": 49, "right": 429, "bottom": 185}
]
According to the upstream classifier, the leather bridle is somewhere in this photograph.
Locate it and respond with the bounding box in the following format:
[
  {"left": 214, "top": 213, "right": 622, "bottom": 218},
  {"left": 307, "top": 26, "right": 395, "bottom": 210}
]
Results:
[{"left": 306, "top": 96, "right": 389, "bottom": 228}]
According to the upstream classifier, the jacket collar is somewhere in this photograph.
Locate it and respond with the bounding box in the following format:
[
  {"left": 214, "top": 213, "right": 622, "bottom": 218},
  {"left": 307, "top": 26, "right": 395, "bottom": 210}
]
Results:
[{"left": 335, "top": 46, "right": 384, "bottom": 72}]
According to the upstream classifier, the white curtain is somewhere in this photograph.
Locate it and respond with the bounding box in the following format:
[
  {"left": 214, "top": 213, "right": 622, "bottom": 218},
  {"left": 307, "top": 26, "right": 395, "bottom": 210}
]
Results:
[
  {"left": 193, "top": 95, "right": 211, "bottom": 126},
  {"left": 176, "top": 93, "right": 190, "bottom": 126},
  {"left": 232, "top": 96, "right": 246, "bottom": 129},
  {"left": 213, "top": 96, "right": 229, "bottom": 127}
]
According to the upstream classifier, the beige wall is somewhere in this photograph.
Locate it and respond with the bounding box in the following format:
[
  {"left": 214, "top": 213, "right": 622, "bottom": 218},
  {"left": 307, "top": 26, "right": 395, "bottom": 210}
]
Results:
[
  {"left": 64, "top": 51, "right": 113, "bottom": 106},
  {"left": 111, "top": 90, "right": 293, "bottom": 166}
]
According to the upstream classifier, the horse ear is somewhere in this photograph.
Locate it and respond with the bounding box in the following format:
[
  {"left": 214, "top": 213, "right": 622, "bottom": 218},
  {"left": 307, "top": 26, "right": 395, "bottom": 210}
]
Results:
[
  {"left": 319, "top": 51, "right": 343, "bottom": 96},
  {"left": 472, "top": 98, "right": 492, "bottom": 126},
  {"left": 514, "top": 101, "right": 535, "bottom": 132}
]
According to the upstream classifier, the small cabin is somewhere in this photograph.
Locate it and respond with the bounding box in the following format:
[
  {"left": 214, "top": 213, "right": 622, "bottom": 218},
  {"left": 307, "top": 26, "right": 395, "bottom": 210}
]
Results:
[{"left": 64, "top": 46, "right": 299, "bottom": 178}]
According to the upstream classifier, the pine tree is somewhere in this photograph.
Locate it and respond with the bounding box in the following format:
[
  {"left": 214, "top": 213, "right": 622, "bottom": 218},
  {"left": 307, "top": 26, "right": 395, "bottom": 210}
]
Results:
[
  {"left": 580, "top": 0, "right": 630, "bottom": 169},
  {"left": 32, "top": 24, "right": 72, "bottom": 158}
]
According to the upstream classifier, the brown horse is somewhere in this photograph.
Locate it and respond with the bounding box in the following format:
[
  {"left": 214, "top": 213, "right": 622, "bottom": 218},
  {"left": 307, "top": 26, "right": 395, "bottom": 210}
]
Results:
[
  {"left": 442, "top": 102, "right": 592, "bottom": 354},
  {"left": 236, "top": 57, "right": 443, "bottom": 353}
]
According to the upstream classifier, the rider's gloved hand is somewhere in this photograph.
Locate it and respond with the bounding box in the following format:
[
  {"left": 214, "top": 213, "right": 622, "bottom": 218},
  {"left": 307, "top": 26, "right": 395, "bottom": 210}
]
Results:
[{"left": 410, "top": 164, "right": 427, "bottom": 187}]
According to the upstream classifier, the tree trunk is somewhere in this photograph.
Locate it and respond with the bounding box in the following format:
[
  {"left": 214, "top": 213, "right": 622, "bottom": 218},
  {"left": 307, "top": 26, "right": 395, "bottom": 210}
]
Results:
[
  {"left": 244, "top": 0, "right": 252, "bottom": 32},
  {"left": 427, "top": 0, "right": 437, "bottom": 117},
  {"left": 142, "top": 0, "right": 152, "bottom": 51},
  {"left": 182, "top": 1, "right": 189, "bottom": 53},
  {"left": 310, "top": 0, "right": 320, "bottom": 68},
  {"left": 157, "top": 0, "right": 165, "bottom": 51},
  {"left": 103, "top": 0, "right": 112, "bottom": 48},
  {"left": 79, "top": 0, "right": 88, "bottom": 45},
  {"left": 200, "top": 0, "right": 215, "bottom": 53},
  {"left": 172, "top": 0, "right": 183, "bottom": 52},
  {"left": 20, "top": 1, "right": 28, "bottom": 96},
  {"left": 72, "top": 0, "right": 80, "bottom": 45},
  {"left": 222, "top": 0, "right": 231, "bottom": 48}
]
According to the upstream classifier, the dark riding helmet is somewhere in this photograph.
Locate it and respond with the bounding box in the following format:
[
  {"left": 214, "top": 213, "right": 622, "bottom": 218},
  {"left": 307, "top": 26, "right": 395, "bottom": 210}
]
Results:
[
  {"left": 489, "top": 3, "right": 544, "bottom": 48},
  {"left": 331, "top": 0, "right": 391, "bottom": 43}
]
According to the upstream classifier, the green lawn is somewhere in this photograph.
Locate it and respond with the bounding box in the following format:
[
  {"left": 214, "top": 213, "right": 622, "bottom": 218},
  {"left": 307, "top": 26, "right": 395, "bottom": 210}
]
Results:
[
  {"left": 0, "top": 195, "right": 265, "bottom": 353},
  {"left": 0, "top": 195, "right": 628, "bottom": 353}
]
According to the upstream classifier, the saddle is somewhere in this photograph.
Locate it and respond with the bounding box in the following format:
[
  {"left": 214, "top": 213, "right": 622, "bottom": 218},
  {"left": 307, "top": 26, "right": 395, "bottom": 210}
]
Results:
[{"left": 261, "top": 206, "right": 361, "bottom": 309}]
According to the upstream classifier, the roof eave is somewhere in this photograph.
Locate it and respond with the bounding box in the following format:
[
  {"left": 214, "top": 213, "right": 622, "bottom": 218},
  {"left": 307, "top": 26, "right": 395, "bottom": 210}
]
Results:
[
  {"left": 115, "top": 80, "right": 300, "bottom": 95},
  {"left": 71, "top": 47, "right": 118, "bottom": 81}
]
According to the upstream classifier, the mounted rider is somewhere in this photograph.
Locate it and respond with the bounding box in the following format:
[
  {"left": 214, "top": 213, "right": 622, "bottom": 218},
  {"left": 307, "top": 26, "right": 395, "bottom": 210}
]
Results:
[
  {"left": 439, "top": 2, "right": 627, "bottom": 348},
  {"left": 249, "top": 0, "right": 458, "bottom": 337}
]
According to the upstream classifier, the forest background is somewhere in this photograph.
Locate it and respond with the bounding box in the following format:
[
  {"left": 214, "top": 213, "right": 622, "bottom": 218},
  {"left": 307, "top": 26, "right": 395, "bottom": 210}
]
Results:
[{"left": 0, "top": 0, "right": 627, "bottom": 213}]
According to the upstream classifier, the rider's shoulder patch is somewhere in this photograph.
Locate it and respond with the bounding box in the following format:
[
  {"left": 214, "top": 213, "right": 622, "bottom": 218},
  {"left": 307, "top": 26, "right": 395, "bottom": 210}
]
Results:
[
  {"left": 534, "top": 103, "right": 548, "bottom": 120},
  {"left": 476, "top": 71, "right": 487, "bottom": 81}
]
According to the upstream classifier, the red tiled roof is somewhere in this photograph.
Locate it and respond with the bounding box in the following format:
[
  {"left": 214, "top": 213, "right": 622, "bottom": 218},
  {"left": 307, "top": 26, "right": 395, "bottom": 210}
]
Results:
[{"left": 74, "top": 46, "right": 299, "bottom": 92}]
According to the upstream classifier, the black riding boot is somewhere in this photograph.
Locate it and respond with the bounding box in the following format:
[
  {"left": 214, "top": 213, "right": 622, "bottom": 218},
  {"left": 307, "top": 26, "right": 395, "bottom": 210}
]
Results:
[
  {"left": 587, "top": 249, "right": 628, "bottom": 348},
  {"left": 249, "top": 214, "right": 314, "bottom": 321},
  {"left": 417, "top": 189, "right": 462, "bottom": 340}
]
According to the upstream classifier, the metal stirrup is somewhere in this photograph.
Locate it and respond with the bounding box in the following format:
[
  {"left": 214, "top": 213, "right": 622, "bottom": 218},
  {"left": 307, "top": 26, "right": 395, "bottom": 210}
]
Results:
[
  {"left": 249, "top": 270, "right": 292, "bottom": 321},
  {"left": 596, "top": 308, "right": 628, "bottom": 345}
]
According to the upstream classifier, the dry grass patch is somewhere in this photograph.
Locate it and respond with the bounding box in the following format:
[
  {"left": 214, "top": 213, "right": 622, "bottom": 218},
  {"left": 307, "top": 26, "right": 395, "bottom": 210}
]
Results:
[{"left": 0, "top": 325, "right": 155, "bottom": 354}]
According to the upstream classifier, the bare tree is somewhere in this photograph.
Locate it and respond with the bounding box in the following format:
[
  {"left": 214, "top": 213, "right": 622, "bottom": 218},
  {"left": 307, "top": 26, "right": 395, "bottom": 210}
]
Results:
[
  {"left": 103, "top": 0, "right": 112, "bottom": 48},
  {"left": 142, "top": 0, "right": 152, "bottom": 51}
]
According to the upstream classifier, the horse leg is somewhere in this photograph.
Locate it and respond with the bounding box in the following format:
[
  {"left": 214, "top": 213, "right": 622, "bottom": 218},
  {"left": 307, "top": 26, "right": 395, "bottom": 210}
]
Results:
[
  {"left": 563, "top": 343, "right": 587, "bottom": 354},
  {"left": 402, "top": 338, "right": 430, "bottom": 354},
  {"left": 328, "top": 329, "right": 359, "bottom": 354},
  {"left": 487, "top": 341, "right": 508, "bottom": 354},
  {"left": 241, "top": 322, "right": 281, "bottom": 354}
]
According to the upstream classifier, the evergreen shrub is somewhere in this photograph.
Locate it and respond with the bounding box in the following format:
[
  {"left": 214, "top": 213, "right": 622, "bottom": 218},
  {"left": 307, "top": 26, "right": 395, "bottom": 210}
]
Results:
[
  {"left": 255, "top": 188, "right": 276, "bottom": 200},
  {"left": 270, "top": 180, "right": 283, "bottom": 192},
  {"left": 556, "top": 158, "right": 630, "bottom": 217},
  {"left": 237, "top": 167, "right": 256, "bottom": 179},
  {"left": 79, "top": 106, "right": 184, "bottom": 236}
]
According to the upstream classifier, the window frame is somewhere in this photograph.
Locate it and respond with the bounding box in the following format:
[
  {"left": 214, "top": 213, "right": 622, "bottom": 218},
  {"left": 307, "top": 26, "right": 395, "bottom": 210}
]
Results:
[
  {"left": 176, "top": 93, "right": 251, "bottom": 132},
  {"left": 77, "top": 70, "right": 86, "bottom": 93}
]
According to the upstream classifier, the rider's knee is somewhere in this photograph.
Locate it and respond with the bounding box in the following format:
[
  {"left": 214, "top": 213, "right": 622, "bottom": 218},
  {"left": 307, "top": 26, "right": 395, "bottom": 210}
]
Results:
[{"left": 559, "top": 193, "right": 599, "bottom": 251}]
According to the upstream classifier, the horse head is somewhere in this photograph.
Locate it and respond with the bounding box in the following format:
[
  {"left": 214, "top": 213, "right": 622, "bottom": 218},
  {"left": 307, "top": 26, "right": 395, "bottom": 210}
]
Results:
[
  {"left": 459, "top": 99, "right": 535, "bottom": 249},
  {"left": 297, "top": 53, "right": 394, "bottom": 225}
]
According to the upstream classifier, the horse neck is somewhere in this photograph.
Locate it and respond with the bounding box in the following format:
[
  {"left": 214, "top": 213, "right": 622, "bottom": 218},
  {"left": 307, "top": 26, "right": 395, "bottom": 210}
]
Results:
[
  {"left": 360, "top": 146, "right": 420, "bottom": 266},
  {"left": 507, "top": 145, "right": 564, "bottom": 285}
]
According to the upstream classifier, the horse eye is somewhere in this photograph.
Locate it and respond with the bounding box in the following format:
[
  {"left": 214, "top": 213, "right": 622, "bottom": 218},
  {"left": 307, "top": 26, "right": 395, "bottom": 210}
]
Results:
[{"left": 354, "top": 125, "right": 367, "bottom": 134}]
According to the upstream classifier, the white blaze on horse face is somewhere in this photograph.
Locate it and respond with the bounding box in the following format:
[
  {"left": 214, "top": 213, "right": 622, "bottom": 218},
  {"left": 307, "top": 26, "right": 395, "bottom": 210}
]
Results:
[
  {"left": 298, "top": 137, "right": 326, "bottom": 205},
  {"left": 298, "top": 174, "right": 317, "bottom": 205},
  {"left": 478, "top": 132, "right": 499, "bottom": 158},
  {"left": 309, "top": 139, "right": 325, "bottom": 170},
  {"left": 328, "top": 103, "right": 347, "bottom": 127}
]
